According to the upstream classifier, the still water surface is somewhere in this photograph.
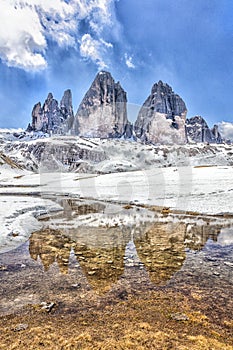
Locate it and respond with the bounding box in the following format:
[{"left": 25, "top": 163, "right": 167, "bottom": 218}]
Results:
[{"left": 0, "top": 198, "right": 233, "bottom": 318}]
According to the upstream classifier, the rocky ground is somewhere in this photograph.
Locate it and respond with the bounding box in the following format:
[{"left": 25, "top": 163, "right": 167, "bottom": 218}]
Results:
[{"left": 1, "top": 136, "right": 233, "bottom": 173}]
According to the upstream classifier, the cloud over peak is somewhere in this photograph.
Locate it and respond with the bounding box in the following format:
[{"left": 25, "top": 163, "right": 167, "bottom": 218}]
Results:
[
  {"left": 125, "top": 53, "right": 135, "bottom": 69},
  {"left": 0, "top": 0, "right": 117, "bottom": 71},
  {"left": 218, "top": 121, "right": 233, "bottom": 141},
  {"left": 80, "top": 34, "right": 112, "bottom": 69}
]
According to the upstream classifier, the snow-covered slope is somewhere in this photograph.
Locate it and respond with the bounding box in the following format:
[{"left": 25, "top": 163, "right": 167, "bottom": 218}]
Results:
[
  {"left": 1, "top": 135, "right": 233, "bottom": 173},
  {"left": 0, "top": 150, "right": 28, "bottom": 181},
  {"left": 1, "top": 163, "right": 233, "bottom": 252},
  {"left": 0, "top": 195, "right": 61, "bottom": 254},
  {"left": 2, "top": 164, "right": 233, "bottom": 216}
]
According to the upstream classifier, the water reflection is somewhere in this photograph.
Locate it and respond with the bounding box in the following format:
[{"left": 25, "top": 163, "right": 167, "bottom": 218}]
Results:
[
  {"left": 29, "top": 230, "right": 72, "bottom": 274},
  {"left": 184, "top": 221, "right": 220, "bottom": 250},
  {"left": 217, "top": 226, "right": 233, "bottom": 246},
  {"left": 29, "top": 229, "right": 125, "bottom": 292},
  {"left": 29, "top": 215, "right": 228, "bottom": 290},
  {"left": 75, "top": 244, "right": 125, "bottom": 293},
  {"left": 1, "top": 201, "right": 233, "bottom": 315},
  {"left": 134, "top": 222, "right": 186, "bottom": 285}
]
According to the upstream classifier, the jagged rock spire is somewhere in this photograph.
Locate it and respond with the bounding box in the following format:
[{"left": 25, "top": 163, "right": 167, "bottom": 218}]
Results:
[
  {"left": 186, "top": 116, "right": 222, "bottom": 143},
  {"left": 71, "top": 71, "right": 132, "bottom": 138},
  {"left": 134, "top": 80, "right": 187, "bottom": 144},
  {"left": 29, "top": 90, "right": 74, "bottom": 134}
]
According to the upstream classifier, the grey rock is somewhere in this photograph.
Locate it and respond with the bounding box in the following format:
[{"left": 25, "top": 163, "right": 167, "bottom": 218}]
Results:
[
  {"left": 42, "top": 93, "right": 62, "bottom": 133},
  {"left": 186, "top": 116, "right": 222, "bottom": 143},
  {"left": 60, "top": 89, "right": 74, "bottom": 132},
  {"left": 13, "top": 323, "right": 28, "bottom": 332},
  {"left": 3, "top": 137, "right": 233, "bottom": 174},
  {"left": 71, "top": 71, "right": 132, "bottom": 139},
  {"left": 124, "top": 121, "right": 133, "bottom": 139},
  {"left": 30, "top": 91, "right": 74, "bottom": 134},
  {"left": 211, "top": 124, "right": 223, "bottom": 144},
  {"left": 31, "top": 102, "right": 43, "bottom": 131},
  {"left": 134, "top": 80, "right": 187, "bottom": 144},
  {"left": 170, "top": 313, "right": 189, "bottom": 321}
]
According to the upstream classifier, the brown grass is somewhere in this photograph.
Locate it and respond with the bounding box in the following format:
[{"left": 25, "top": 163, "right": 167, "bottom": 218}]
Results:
[{"left": 0, "top": 289, "right": 232, "bottom": 350}]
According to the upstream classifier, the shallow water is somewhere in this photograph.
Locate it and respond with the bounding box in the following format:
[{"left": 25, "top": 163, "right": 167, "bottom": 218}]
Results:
[
  {"left": 0, "top": 198, "right": 233, "bottom": 319},
  {"left": 1, "top": 198, "right": 233, "bottom": 349}
]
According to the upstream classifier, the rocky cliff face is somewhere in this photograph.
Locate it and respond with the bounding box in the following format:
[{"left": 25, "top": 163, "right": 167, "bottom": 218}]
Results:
[
  {"left": 134, "top": 80, "right": 187, "bottom": 145},
  {"left": 29, "top": 90, "right": 74, "bottom": 134},
  {"left": 186, "top": 116, "right": 222, "bottom": 143},
  {"left": 3, "top": 136, "right": 233, "bottom": 174},
  {"left": 211, "top": 124, "right": 222, "bottom": 144},
  {"left": 27, "top": 73, "right": 224, "bottom": 145},
  {"left": 31, "top": 102, "right": 42, "bottom": 131},
  {"left": 60, "top": 89, "right": 74, "bottom": 133},
  {"left": 71, "top": 71, "right": 132, "bottom": 138}
]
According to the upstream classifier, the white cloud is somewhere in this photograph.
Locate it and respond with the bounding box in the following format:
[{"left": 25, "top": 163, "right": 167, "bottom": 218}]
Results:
[
  {"left": 0, "top": 1, "right": 47, "bottom": 70},
  {"left": 0, "top": 0, "right": 117, "bottom": 71},
  {"left": 218, "top": 121, "right": 233, "bottom": 141},
  {"left": 125, "top": 53, "right": 136, "bottom": 69},
  {"left": 80, "top": 34, "right": 112, "bottom": 69}
]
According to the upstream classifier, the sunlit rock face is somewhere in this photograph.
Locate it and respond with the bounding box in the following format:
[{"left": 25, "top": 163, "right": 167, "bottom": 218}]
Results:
[
  {"left": 71, "top": 71, "right": 132, "bottom": 138},
  {"left": 60, "top": 89, "right": 75, "bottom": 133},
  {"left": 29, "top": 90, "right": 74, "bottom": 134},
  {"left": 186, "top": 116, "right": 222, "bottom": 143},
  {"left": 134, "top": 80, "right": 187, "bottom": 145}
]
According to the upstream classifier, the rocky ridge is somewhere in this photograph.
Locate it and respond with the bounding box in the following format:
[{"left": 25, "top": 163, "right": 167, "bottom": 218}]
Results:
[
  {"left": 28, "top": 90, "right": 74, "bottom": 134},
  {"left": 186, "top": 116, "right": 222, "bottom": 143},
  {"left": 1, "top": 136, "right": 233, "bottom": 173},
  {"left": 26, "top": 71, "right": 223, "bottom": 145}
]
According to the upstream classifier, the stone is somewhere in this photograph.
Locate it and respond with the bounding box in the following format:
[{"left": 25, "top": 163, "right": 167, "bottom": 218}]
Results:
[
  {"left": 186, "top": 116, "right": 223, "bottom": 143},
  {"left": 13, "top": 323, "right": 28, "bottom": 332},
  {"left": 60, "top": 89, "right": 74, "bottom": 133},
  {"left": 30, "top": 91, "right": 74, "bottom": 134},
  {"left": 40, "top": 301, "right": 55, "bottom": 312},
  {"left": 31, "top": 102, "right": 43, "bottom": 131},
  {"left": 170, "top": 313, "right": 189, "bottom": 321},
  {"left": 71, "top": 71, "right": 132, "bottom": 138},
  {"left": 211, "top": 124, "right": 223, "bottom": 143},
  {"left": 134, "top": 80, "right": 187, "bottom": 144}
]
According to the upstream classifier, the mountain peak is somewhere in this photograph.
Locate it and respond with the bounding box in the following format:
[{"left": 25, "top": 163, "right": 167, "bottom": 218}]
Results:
[
  {"left": 134, "top": 80, "right": 187, "bottom": 144},
  {"left": 30, "top": 90, "right": 74, "bottom": 134},
  {"left": 186, "top": 115, "right": 222, "bottom": 143},
  {"left": 71, "top": 72, "right": 132, "bottom": 138},
  {"left": 97, "top": 70, "right": 111, "bottom": 76},
  {"left": 46, "top": 92, "right": 53, "bottom": 101}
]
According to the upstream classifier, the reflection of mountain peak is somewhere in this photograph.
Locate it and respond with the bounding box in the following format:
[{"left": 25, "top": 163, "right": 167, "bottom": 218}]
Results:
[
  {"left": 29, "top": 229, "right": 73, "bottom": 274},
  {"left": 73, "top": 245, "right": 125, "bottom": 294},
  {"left": 134, "top": 222, "right": 186, "bottom": 285},
  {"left": 28, "top": 217, "right": 226, "bottom": 292}
]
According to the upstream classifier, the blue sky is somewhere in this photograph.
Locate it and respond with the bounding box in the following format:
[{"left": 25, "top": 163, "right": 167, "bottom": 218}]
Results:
[{"left": 0, "top": 0, "right": 233, "bottom": 130}]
